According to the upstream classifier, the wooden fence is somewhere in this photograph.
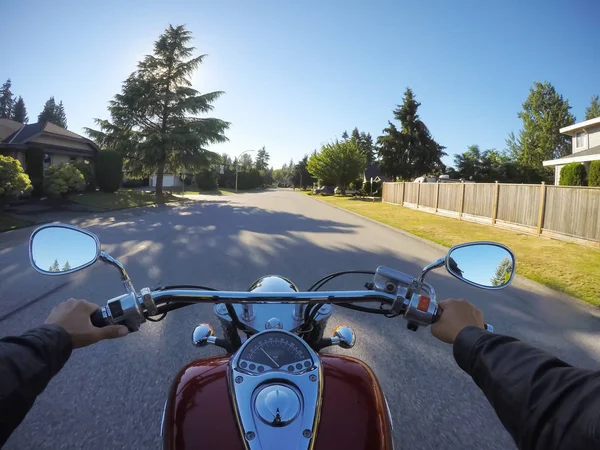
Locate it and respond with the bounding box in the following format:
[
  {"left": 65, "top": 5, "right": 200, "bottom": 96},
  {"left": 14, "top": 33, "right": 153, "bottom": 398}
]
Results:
[{"left": 382, "top": 181, "right": 600, "bottom": 246}]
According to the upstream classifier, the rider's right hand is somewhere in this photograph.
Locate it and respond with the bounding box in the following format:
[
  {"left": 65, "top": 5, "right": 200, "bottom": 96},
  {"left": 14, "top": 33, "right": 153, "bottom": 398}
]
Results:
[
  {"left": 45, "top": 298, "right": 129, "bottom": 349},
  {"left": 431, "top": 299, "right": 484, "bottom": 344}
]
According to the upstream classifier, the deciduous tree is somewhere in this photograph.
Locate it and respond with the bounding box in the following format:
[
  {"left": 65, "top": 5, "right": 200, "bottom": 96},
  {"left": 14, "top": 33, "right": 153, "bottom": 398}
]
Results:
[
  {"left": 377, "top": 88, "right": 446, "bottom": 180},
  {"left": 307, "top": 139, "right": 366, "bottom": 193},
  {"left": 85, "top": 25, "right": 229, "bottom": 196}
]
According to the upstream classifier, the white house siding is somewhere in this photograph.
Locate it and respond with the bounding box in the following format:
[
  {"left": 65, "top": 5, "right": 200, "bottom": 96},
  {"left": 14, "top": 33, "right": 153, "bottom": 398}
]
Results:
[
  {"left": 554, "top": 164, "right": 564, "bottom": 185},
  {"left": 150, "top": 174, "right": 183, "bottom": 188},
  {"left": 588, "top": 127, "right": 600, "bottom": 148}
]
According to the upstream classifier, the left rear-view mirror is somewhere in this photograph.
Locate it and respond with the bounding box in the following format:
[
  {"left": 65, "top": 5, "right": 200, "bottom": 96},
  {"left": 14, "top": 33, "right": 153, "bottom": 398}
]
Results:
[
  {"left": 446, "top": 242, "right": 515, "bottom": 289},
  {"left": 29, "top": 225, "right": 100, "bottom": 275}
]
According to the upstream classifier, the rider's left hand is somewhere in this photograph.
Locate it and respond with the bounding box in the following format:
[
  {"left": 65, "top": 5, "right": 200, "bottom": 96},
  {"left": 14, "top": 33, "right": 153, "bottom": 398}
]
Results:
[{"left": 45, "top": 298, "right": 129, "bottom": 348}]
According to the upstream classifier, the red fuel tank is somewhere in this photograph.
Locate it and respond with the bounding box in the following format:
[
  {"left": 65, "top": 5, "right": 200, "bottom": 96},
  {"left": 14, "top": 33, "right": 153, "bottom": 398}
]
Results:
[{"left": 162, "top": 354, "right": 393, "bottom": 450}]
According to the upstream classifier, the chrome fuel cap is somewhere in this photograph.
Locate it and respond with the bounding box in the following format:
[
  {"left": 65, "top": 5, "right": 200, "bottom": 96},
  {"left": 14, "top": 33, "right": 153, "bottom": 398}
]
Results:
[{"left": 254, "top": 384, "right": 300, "bottom": 427}]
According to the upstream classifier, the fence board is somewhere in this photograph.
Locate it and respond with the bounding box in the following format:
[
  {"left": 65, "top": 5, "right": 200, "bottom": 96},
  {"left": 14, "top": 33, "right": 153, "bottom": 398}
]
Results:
[
  {"left": 419, "top": 184, "right": 437, "bottom": 208},
  {"left": 463, "top": 183, "right": 495, "bottom": 217},
  {"left": 544, "top": 186, "right": 600, "bottom": 241},
  {"left": 438, "top": 184, "right": 462, "bottom": 212},
  {"left": 496, "top": 184, "right": 539, "bottom": 227},
  {"left": 404, "top": 182, "right": 419, "bottom": 204}
]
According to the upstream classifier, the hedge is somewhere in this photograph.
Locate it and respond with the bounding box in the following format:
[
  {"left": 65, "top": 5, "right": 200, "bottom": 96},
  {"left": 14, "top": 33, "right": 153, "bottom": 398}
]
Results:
[
  {"left": 0, "top": 155, "right": 32, "bottom": 202},
  {"left": 559, "top": 162, "right": 587, "bottom": 186},
  {"left": 44, "top": 163, "right": 85, "bottom": 197},
  {"left": 195, "top": 171, "right": 218, "bottom": 190},
  {"left": 95, "top": 150, "right": 123, "bottom": 193},
  {"left": 588, "top": 161, "right": 600, "bottom": 187},
  {"left": 74, "top": 161, "right": 96, "bottom": 192},
  {"left": 26, "top": 148, "right": 45, "bottom": 197}
]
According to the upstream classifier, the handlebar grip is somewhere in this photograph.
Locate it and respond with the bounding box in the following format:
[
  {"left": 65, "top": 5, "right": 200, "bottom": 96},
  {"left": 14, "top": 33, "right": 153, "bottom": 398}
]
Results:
[
  {"left": 90, "top": 308, "right": 108, "bottom": 328},
  {"left": 432, "top": 306, "right": 493, "bottom": 332}
]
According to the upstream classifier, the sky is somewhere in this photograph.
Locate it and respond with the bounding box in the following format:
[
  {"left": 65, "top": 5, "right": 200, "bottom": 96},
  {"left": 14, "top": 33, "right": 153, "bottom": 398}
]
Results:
[{"left": 3, "top": 0, "right": 600, "bottom": 169}]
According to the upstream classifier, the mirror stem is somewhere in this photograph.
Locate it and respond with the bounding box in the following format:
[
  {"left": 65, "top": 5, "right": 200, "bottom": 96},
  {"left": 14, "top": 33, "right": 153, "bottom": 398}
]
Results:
[
  {"left": 100, "top": 251, "right": 136, "bottom": 293},
  {"left": 417, "top": 257, "right": 446, "bottom": 283}
]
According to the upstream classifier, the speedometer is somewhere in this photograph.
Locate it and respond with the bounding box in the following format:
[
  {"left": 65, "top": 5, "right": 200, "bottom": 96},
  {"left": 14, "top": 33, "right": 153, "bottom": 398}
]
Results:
[{"left": 237, "top": 332, "right": 313, "bottom": 374}]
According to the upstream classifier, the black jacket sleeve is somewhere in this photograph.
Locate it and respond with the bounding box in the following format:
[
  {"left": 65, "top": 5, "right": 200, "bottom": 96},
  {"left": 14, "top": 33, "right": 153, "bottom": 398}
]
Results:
[
  {"left": 0, "top": 325, "right": 72, "bottom": 447},
  {"left": 453, "top": 326, "right": 600, "bottom": 450}
]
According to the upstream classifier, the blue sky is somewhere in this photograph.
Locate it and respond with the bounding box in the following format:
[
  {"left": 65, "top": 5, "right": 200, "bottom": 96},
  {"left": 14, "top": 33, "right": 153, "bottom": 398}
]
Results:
[{"left": 3, "top": 0, "right": 599, "bottom": 168}]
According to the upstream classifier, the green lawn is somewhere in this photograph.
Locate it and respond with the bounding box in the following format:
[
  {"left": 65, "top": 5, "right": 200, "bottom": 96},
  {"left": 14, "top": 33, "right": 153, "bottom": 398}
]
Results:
[
  {"left": 0, "top": 215, "right": 33, "bottom": 232},
  {"left": 70, "top": 190, "right": 184, "bottom": 210},
  {"left": 311, "top": 194, "right": 600, "bottom": 306}
]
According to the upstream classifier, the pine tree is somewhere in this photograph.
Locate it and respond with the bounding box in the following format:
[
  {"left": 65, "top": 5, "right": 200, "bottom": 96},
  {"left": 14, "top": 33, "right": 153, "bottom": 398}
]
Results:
[
  {"left": 48, "top": 259, "right": 60, "bottom": 272},
  {"left": 490, "top": 258, "right": 513, "bottom": 286},
  {"left": 513, "top": 82, "right": 574, "bottom": 180},
  {"left": 255, "top": 147, "right": 270, "bottom": 171},
  {"left": 62, "top": 261, "right": 71, "bottom": 271},
  {"left": 84, "top": 25, "right": 228, "bottom": 196},
  {"left": 585, "top": 95, "right": 600, "bottom": 120},
  {"left": 377, "top": 88, "right": 446, "bottom": 180},
  {"left": 0, "top": 79, "right": 14, "bottom": 119},
  {"left": 38, "top": 97, "right": 68, "bottom": 128},
  {"left": 12, "top": 96, "right": 28, "bottom": 123}
]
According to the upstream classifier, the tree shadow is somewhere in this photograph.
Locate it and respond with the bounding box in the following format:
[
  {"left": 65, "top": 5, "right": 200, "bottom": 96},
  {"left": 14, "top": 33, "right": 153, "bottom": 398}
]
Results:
[{"left": 2, "top": 195, "right": 600, "bottom": 450}]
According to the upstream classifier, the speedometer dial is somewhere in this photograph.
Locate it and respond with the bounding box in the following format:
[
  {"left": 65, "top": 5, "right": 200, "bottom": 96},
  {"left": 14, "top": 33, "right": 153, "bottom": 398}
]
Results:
[{"left": 237, "top": 332, "right": 313, "bottom": 374}]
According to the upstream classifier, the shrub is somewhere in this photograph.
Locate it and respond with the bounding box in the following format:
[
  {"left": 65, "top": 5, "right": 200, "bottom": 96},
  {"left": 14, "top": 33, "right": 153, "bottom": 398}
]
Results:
[
  {"left": 588, "top": 161, "right": 600, "bottom": 187},
  {"left": 195, "top": 171, "right": 218, "bottom": 190},
  {"left": 25, "top": 148, "right": 45, "bottom": 197},
  {"left": 95, "top": 150, "right": 123, "bottom": 193},
  {"left": 559, "top": 162, "right": 587, "bottom": 186},
  {"left": 74, "top": 161, "right": 96, "bottom": 192},
  {"left": 0, "top": 155, "right": 33, "bottom": 202},
  {"left": 44, "top": 163, "right": 85, "bottom": 197}
]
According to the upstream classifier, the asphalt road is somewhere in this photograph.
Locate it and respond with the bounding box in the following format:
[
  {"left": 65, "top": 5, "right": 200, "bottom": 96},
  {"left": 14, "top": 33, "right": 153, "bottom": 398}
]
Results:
[{"left": 2, "top": 189, "right": 600, "bottom": 449}]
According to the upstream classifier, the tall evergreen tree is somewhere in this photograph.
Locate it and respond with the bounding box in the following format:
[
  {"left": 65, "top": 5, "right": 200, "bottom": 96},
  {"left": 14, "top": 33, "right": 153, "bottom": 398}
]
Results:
[
  {"left": 377, "top": 88, "right": 446, "bottom": 180},
  {"left": 255, "top": 146, "right": 270, "bottom": 171},
  {"left": 585, "top": 95, "right": 600, "bottom": 120},
  {"left": 12, "top": 96, "right": 28, "bottom": 123},
  {"left": 0, "top": 79, "right": 14, "bottom": 119},
  {"left": 38, "top": 97, "right": 68, "bottom": 128},
  {"left": 341, "top": 130, "right": 349, "bottom": 141},
  {"left": 512, "top": 82, "right": 574, "bottom": 180},
  {"left": 351, "top": 127, "right": 376, "bottom": 165},
  {"left": 85, "top": 25, "right": 229, "bottom": 196}
]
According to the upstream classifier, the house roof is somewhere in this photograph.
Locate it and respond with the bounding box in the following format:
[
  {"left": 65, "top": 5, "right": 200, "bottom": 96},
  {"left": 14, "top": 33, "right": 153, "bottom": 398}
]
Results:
[
  {"left": 560, "top": 117, "right": 600, "bottom": 136},
  {"left": 1, "top": 121, "right": 100, "bottom": 154},
  {"left": 543, "top": 145, "right": 600, "bottom": 166},
  {"left": 0, "top": 118, "right": 24, "bottom": 141}
]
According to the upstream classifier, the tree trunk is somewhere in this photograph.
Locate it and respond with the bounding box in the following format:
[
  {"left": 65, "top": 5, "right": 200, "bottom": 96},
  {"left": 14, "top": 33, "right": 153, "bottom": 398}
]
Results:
[{"left": 155, "top": 160, "right": 165, "bottom": 197}]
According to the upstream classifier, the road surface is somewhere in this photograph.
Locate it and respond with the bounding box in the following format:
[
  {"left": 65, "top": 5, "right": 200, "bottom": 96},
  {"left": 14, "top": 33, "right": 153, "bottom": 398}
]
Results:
[{"left": 2, "top": 189, "right": 600, "bottom": 449}]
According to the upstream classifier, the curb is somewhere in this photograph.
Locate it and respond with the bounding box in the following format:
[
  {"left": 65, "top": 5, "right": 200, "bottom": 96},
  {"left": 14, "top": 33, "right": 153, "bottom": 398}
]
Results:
[{"left": 303, "top": 193, "right": 593, "bottom": 311}]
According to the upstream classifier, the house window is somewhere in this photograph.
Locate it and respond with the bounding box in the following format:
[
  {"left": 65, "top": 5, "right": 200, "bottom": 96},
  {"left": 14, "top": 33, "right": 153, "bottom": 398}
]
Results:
[
  {"left": 575, "top": 132, "right": 587, "bottom": 149},
  {"left": 69, "top": 156, "right": 77, "bottom": 163},
  {"left": 43, "top": 153, "right": 52, "bottom": 169}
]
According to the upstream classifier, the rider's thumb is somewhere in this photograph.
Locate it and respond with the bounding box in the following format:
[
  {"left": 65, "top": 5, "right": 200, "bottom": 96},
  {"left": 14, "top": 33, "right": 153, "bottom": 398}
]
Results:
[{"left": 99, "top": 325, "right": 129, "bottom": 340}]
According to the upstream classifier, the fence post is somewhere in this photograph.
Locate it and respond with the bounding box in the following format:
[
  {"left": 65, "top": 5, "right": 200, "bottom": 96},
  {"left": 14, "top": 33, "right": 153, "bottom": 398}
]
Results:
[
  {"left": 491, "top": 181, "right": 499, "bottom": 225},
  {"left": 435, "top": 182, "right": 440, "bottom": 212},
  {"left": 416, "top": 182, "right": 421, "bottom": 208},
  {"left": 459, "top": 182, "right": 466, "bottom": 219},
  {"left": 537, "top": 182, "right": 547, "bottom": 236},
  {"left": 401, "top": 182, "right": 405, "bottom": 206}
]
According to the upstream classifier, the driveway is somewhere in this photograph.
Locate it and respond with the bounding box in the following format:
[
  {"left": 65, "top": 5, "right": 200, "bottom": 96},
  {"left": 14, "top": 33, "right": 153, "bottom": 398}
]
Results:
[{"left": 1, "top": 189, "right": 599, "bottom": 449}]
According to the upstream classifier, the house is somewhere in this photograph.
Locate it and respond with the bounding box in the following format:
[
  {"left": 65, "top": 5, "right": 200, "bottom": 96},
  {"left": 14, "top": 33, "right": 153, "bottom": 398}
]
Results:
[
  {"left": 149, "top": 173, "right": 184, "bottom": 189},
  {"left": 0, "top": 119, "right": 99, "bottom": 169},
  {"left": 543, "top": 117, "right": 600, "bottom": 184},
  {"left": 363, "top": 162, "right": 391, "bottom": 184}
]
